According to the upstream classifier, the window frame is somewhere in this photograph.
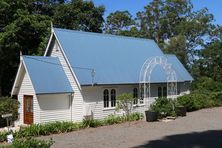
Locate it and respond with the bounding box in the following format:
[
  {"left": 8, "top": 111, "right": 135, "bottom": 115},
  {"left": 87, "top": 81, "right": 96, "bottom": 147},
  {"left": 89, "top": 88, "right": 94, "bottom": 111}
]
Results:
[
  {"left": 133, "top": 88, "right": 138, "bottom": 104},
  {"left": 103, "top": 89, "right": 109, "bottom": 108},
  {"left": 158, "top": 86, "right": 167, "bottom": 98},
  {"left": 111, "top": 89, "right": 116, "bottom": 107}
]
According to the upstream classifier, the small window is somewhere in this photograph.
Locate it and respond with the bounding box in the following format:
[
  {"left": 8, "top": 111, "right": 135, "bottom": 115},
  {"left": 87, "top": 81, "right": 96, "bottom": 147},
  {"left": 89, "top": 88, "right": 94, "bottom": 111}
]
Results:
[
  {"left": 133, "top": 88, "right": 138, "bottom": 104},
  {"left": 111, "top": 89, "right": 116, "bottom": 107},
  {"left": 158, "top": 87, "right": 162, "bottom": 98},
  {"left": 30, "top": 98, "right": 33, "bottom": 113},
  {"left": 26, "top": 98, "right": 29, "bottom": 112},
  {"left": 104, "top": 89, "right": 109, "bottom": 108},
  {"left": 163, "top": 87, "right": 167, "bottom": 97}
]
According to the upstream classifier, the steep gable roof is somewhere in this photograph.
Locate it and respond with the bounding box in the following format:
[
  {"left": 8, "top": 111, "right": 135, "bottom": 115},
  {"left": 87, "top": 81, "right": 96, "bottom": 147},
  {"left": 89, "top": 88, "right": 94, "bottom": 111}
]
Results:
[
  {"left": 52, "top": 28, "right": 193, "bottom": 85},
  {"left": 23, "top": 56, "right": 73, "bottom": 94}
]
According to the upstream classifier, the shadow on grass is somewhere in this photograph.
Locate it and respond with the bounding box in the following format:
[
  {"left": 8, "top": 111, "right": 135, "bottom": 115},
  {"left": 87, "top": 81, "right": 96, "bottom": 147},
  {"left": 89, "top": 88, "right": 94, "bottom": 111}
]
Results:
[{"left": 133, "top": 130, "right": 222, "bottom": 148}]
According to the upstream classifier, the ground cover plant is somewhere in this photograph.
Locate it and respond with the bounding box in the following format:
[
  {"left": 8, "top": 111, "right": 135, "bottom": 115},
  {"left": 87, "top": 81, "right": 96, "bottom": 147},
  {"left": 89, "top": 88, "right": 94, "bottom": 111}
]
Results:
[{"left": 0, "top": 112, "right": 143, "bottom": 145}]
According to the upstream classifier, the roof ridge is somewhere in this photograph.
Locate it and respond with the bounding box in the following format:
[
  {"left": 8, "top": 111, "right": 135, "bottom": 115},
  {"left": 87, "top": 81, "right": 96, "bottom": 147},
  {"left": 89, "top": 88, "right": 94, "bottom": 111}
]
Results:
[
  {"left": 53, "top": 27, "right": 154, "bottom": 42},
  {"left": 23, "top": 55, "right": 58, "bottom": 59}
]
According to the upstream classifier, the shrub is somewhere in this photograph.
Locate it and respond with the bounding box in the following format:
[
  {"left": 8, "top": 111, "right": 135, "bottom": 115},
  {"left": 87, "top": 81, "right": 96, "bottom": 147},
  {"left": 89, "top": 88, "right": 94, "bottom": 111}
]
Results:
[
  {"left": 82, "top": 119, "right": 103, "bottom": 128},
  {"left": 0, "top": 131, "right": 9, "bottom": 142},
  {"left": 9, "top": 138, "right": 54, "bottom": 148},
  {"left": 192, "top": 77, "right": 222, "bottom": 92},
  {"left": 177, "top": 93, "right": 212, "bottom": 111},
  {"left": 209, "top": 92, "right": 222, "bottom": 106},
  {"left": 0, "top": 97, "right": 20, "bottom": 128},
  {"left": 1, "top": 112, "right": 143, "bottom": 143},
  {"left": 116, "top": 93, "right": 134, "bottom": 116},
  {"left": 150, "top": 97, "right": 176, "bottom": 118},
  {"left": 126, "top": 112, "right": 143, "bottom": 121}
]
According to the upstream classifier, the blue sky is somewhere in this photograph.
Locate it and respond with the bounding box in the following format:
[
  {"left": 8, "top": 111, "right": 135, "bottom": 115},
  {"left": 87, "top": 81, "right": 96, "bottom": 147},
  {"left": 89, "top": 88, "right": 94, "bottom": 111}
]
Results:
[{"left": 92, "top": 0, "right": 222, "bottom": 25}]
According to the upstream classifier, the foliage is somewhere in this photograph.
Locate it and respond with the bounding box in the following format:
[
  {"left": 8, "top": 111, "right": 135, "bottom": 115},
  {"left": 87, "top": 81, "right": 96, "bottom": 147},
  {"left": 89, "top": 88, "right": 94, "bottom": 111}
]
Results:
[
  {"left": 0, "top": 131, "right": 9, "bottom": 142},
  {"left": 192, "top": 38, "right": 222, "bottom": 81},
  {"left": 116, "top": 93, "right": 135, "bottom": 116},
  {"left": 0, "top": 0, "right": 105, "bottom": 96},
  {"left": 177, "top": 93, "right": 214, "bottom": 111},
  {"left": 150, "top": 97, "right": 176, "bottom": 118},
  {"left": 15, "top": 121, "right": 80, "bottom": 138},
  {"left": 53, "top": 0, "right": 105, "bottom": 32},
  {"left": 136, "top": 0, "right": 215, "bottom": 67},
  {"left": 192, "top": 77, "right": 222, "bottom": 92},
  {"left": 105, "top": 10, "right": 135, "bottom": 35},
  {"left": 9, "top": 112, "right": 143, "bottom": 140},
  {"left": 82, "top": 119, "right": 103, "bottom": 128},
  {"left": 9, "top": 138, "right": 54, "bottom": 148},
  {"left": 0, "top": 97, "right": 20, "bottom": 127}
]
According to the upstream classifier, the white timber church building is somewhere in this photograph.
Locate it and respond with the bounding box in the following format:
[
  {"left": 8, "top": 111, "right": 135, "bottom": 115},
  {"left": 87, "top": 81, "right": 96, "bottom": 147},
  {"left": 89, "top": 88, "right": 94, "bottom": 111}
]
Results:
[{"left": 11, "top": 27, "right": 193, "bottom": 125}]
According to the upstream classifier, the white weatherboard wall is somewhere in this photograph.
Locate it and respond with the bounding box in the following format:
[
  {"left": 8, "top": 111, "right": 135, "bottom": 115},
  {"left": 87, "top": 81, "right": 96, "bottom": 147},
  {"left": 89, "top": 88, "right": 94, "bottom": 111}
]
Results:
[
  {"left": 37, "top": 94, "right": 71, "bottom": 123},
  {"left": 82, "top": 83, "right": 190, "bottom": 119},
  {"left": 16, "top": 65, "right": 40, "bottom": 125},
  {"left": 49, "top": 38, "right": 84, "bottom": 121}
]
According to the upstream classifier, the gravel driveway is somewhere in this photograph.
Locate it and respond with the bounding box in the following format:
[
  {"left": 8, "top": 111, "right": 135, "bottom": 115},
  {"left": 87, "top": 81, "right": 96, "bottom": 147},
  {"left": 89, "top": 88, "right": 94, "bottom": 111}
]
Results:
[{"left": 41, "top": 107, "right": 222, "bottom": 148}]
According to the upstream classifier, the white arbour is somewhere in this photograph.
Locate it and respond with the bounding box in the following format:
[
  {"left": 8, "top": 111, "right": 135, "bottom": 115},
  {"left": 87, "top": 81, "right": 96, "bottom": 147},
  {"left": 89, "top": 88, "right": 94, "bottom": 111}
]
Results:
[{"left": 139, "top": 56, "right": 177, "bottom": 103}]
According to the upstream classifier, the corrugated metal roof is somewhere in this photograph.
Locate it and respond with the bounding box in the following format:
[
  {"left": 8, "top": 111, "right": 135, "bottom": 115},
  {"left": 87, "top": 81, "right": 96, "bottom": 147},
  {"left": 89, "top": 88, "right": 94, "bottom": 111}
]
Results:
[
  {"left": 166, "top": 54, "right": 193, "bottom": 81},
  {"left": 53, "top": 28, "right": 193, "bottom": 85},
  {"left": 23, "top": 56, "right": 73, "bottom": 94}
]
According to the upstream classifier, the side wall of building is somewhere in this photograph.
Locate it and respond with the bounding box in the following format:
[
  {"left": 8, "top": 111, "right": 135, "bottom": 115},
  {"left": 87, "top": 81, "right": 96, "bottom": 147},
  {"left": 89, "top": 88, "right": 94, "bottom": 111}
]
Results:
[
  {"left": 37, "top": 94, "right": 72, "bottom": 123},
  {"left": 16, "top": 65, "right": 40, "bottom": 125},
  {"left": 49, "top": 38, "right": 84, "bottom": 121},
  {"left": 82, "top": 82, "right": 190, "bottom": 120}
]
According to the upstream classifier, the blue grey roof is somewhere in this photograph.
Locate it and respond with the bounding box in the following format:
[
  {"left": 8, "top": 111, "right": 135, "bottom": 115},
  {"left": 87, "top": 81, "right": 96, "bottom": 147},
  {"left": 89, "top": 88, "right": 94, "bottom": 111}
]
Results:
[
  {"left": 23, "top": 56, "right": 73, "bottom": 94},
  {"left": 53, "top": 28, "right": 193, "bottom": 85},
  {"left": 166, "top": 54, "right": 193, "bottom": 81}
]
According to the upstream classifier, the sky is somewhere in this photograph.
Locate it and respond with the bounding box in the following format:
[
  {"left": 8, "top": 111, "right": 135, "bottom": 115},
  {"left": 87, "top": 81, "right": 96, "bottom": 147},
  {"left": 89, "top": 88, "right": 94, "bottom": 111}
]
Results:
[{"left": 92, "top": 0, "right": 222, "bottom": 25}]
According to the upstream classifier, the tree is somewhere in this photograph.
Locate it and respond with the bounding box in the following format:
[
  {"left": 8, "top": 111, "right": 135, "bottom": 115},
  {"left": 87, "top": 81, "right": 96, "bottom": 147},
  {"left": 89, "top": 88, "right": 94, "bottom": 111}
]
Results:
[
  {"left": 116, "top": 93, "right": 135, "bottom": 116},
  {"left": 194, "top": 40, "right": 222, "bottom": 81},
  {"left": 105, "top": 10, "right": 135, "bottom": 35},
  {"left": 0, "top": 11, "right": 51, "bottom": 96},
  {"left": 137, "top": 0, "right": 214, "bottom": 68},
  {"left": 0, "top": 0, "right": 105, "bottom": 96},
  {"left": 164, "top": 35, "right": 188, "bottom": 67},
  {"left": 53, "top": 0, "right": 105, "bottom": 32}
]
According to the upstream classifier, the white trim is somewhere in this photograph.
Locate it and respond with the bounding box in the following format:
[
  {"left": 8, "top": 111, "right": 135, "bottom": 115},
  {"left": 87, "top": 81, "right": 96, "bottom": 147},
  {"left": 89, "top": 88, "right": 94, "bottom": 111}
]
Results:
[
  {"left": 11, "top": 60, "right": 37, "bottom": 96},
  {"left": 44, "top": 30, "right": 54, "bottom": 56},
  {"left": 103, "top": 107, "right": 116, "bottom": 111},
  {"left": 53, "top": 32, "right": 82, "bottom": 90},
  {"left": 11, "top": 62, "right": 23, "bottom": 95},
  {"left": 21, "top": 61, "right": 37, "bottom": 95}
]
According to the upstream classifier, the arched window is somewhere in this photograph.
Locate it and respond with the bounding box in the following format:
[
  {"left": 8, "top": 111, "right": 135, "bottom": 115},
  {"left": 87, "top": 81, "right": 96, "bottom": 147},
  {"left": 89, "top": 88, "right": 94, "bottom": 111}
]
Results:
[
  {"left": 163, "top": 87, "right": 167, "bottom": 97},
  {"left": 111, "top": 89, "right": 116, "bottom": 107},
  {"left": 158, "top": 87, "right": 162, "bottom": 98},
  {"left": 104, "top": 89, "right": 109, "bottom": 108},
  {"left": 133, "top": 88, "right": 138, "bottom": 104}
]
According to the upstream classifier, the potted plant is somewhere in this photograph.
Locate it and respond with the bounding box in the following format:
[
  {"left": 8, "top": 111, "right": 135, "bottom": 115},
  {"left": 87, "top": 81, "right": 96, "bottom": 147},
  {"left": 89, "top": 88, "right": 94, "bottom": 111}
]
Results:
[
  {"left": 145, "top": 109, "right": 158, "bottom": 122},
  {"left": 175, "top": 101, "right": 187, "bottom": 116}
]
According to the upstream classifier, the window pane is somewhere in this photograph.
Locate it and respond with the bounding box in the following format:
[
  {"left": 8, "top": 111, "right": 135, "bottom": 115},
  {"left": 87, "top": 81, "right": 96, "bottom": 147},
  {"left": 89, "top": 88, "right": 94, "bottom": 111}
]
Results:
[
  {"left": 111, "top": 89, "right": 116, "bottom": 107},
  {"left": 163, "top": 87, "right": 167, "bottom": 97},
  {"left": 26, "top": 98, "right": 29, "bottom": 112},
  {"left": 30, "top": 98, "right": 33, "bottom": 113},
  {"left": 104, "top": 89, "right": 109, "bottom": 108},
  {"left": 158, "top": 87, "right": 162, "bottom": 98},
  {"left": 133, "top": 88, "right": 138, "bottom": 104},
  {"left": 140, "top": 86, "right": 144, "bottom": 104}
]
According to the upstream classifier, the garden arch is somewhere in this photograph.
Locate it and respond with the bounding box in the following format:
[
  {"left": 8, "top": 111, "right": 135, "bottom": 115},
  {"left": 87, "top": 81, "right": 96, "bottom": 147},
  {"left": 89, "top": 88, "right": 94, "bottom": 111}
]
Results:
[{"left": 139, "top": 56, "right": 177, "bottom": 103}]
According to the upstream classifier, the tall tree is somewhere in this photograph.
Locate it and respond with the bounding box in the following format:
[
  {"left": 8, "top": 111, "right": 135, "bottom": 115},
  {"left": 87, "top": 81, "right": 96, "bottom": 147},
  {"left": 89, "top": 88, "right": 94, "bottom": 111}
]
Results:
[
  {"left": 105, "top": 10, "right": 135, "bottom": 35},
  {"left": 0, "top": 10, "right": 50, "bottom": 96},
  {"left": 137, "top": 0, "right": 214, "bottom": 68},
  {"left": 0, "top": 0, "right": 105, "bottom": 96},
  {"left": 53, "top": 0, "right": 105, "bottom": 32}
]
